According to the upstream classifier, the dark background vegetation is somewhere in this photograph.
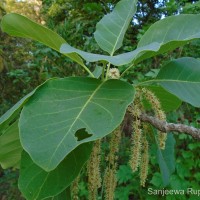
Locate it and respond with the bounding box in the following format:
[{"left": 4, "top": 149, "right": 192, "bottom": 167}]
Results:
[{"left": 0, "top": 0, "right": 200, "bottom": 199}]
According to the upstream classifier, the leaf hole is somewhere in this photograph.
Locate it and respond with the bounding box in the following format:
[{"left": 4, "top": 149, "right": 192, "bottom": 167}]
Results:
[{"left": 75, "top": 128, "right": 92, "bottom": 141}]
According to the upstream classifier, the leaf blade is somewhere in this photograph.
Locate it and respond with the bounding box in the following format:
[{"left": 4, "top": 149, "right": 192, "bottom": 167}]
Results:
[
  {"left": 155, "top": 57, "right": 200, "bottom": 107},
  {"left": 94, "top": 0, "right": 137, "bottom": 55},
  {"left": 156, "top": 133, "right": 176, "bottom": 186},
  {"left": 19, "top": 77, "right": 135, "bottom": 171},
  {"left": 0, "top": 120, "right": 22, "bottom": 169},
  {"left": 136, "top": 14, "right": 200, "bottom": 63},
  {"left": 60, "top": 42, "right": 161, "bottom": 66},
  {"left": 1, "top": 13, "right": 84, "bottom": 66},
  {"left": 142, "top": 85, "right": 182, "bottom": 112},
  {"left": 44, "top": 187, "right": 71, "bottom": 200},
  {"left": 19, "top": 143, "right": 92, "bottom": 200}
]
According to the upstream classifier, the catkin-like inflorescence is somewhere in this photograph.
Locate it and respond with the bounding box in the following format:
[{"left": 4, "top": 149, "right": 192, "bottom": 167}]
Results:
[
  {"left": 129, "top": 117, "right": 142, "bottom": 172},
  {"left": 106, "top": 127, "right": 121, "bottom": 165},
  {"left": 141, "top": 88, "right": 165, "bottom": 119},
  {"left": 140, "top": 130, "right": 149, "bottom": 187},
  {"left": 142, "top": 88, "right": 167, "bottom": 149},
  {"left": 158, "top": 131, "right": 167, "bottom": 149},
  {"left": 104, "top": 164, "right": 117, "bottom": 200},
  {"left": 129, "top": 91, "right": 143, "bottom": 172},
  {"left": 104, "top": 127, "right": 121, "bottom": 200},
  {"left": 87, "top": 140, "right": 102, "bottom": 200},
  {"left": 71, "top": 175, "right": 80, "bottom": 200}
]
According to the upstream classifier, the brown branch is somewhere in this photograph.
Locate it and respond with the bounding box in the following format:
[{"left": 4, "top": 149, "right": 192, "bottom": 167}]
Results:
[{"left": 139, "top": 113, "right": 200, "bottom": 141}]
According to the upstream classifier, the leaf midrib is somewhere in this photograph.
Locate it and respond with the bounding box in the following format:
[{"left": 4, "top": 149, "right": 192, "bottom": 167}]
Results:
[
  {"left": 110, "top": 2, "right": 134, "bottom": 56},
  {"left": 140, "top": 79, "right": 200, "bottom": 86},
  {"left": 156, "top": 79, "right": 200, "bottom": 84}
]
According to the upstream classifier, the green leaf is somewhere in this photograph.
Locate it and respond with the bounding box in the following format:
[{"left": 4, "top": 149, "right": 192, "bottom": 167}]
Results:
[
  {"left": 0, "top": 120, "right": 22, "bottom": 169},
  {"left": 1, "top": 13, "right": 84, "bottom": 67},
  {"left": 170, "top": 175, "right": 188, "bottom": 191},
  {"left": 0, "top": 91, "right": 35, "bottom": 135},
  {"left": 137, "top": 14, "right": 200, "bottom": 62},
  {"left": 19, "top": 143, "right": 92, "bottom": 200},
  {"left": 155, "top": 57, "right": 200, "bottom": 107},
  {"left": 91, "top": 66, "right": 102, "bottom": 78},
  {"left": 117, "top": 165, "right": 133, "bottom": 184},
  {"left": 142, "top": 86, "right": 182, "bottom": 112},
  {"left": 19, "top": 77, "right": 134, "bottom": 171},
  {"left": 61, "top": 14, "right": 200, "bottom": 67},
  {"left": 150, "top": 172, "right": 163, "bottom": 188},
  {"left": 44, "top": 187, "right": 71, "bottom": 200},
  {"left": 115, "top": 185, "right": 132, "bottom": 200},
  {"left": 60, "top": 42, "right": 161, "bottom": 66},
  {"left": 156, "top": 133, "right": 176, "bottom": 186},
  {"left": 2, "top": 12, "right": 161, "bottom": 67},
  {"left": 94, "top": 0, "right": 137, "bottom": 55}
]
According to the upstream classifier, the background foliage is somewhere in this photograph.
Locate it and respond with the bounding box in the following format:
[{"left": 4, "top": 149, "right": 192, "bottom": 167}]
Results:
[{"left": 1, "top": 0, "right": 200, "bottom": 199}]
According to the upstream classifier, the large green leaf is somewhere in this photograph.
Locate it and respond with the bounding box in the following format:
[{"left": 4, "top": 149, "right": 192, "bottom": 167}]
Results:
[
  {"left": 154, "top": 57, "right": 200, "bottom": 107},
  {"left": 137, "top": 14, "right": 200, "bottom": 63},
  {"left": 60, "top": 42, "right": 161, "bottom": 66},
  {"left": 1, "top": 12, "right": 161, "bottom": 67},
  {"left": 1, "top": 13, "right": 84, "bottom": 67},
  {"left": 94, "top": 0, "right": 137, "bottom": 55},
  {"left": 0, "top": 120, "right": 22, "bottom": 169},
  {"left": 142, "top": 86, "right": 182, "bottom": 112},
  {"left": 19, "top": 77, "right": 134, "bottom": 171},
  {"left": 19, "top": 143, "right": 92, "bottom": 200},
  {"left": 2, "top": 13, "right": 200, "bottom": 70},
  {"left": 44, "top": 187, "right": 71, "bottom": 200},
  {"left": 0, "top": 91, "right": 35, "bottom": 135},
  {"left": 156, "top": 133, "right": 176, "bottom": 186},
  {"left": 62, "top": 14, "right": 200, "bottom": 67}
]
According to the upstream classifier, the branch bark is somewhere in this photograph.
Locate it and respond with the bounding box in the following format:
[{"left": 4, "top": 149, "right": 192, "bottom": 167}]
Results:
[{"left": 139, "top": 113, "right": 200, "bottom": 140}]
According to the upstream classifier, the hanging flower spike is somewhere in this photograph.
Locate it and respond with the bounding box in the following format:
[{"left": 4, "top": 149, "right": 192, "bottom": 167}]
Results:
[
  {"left": 104, "top": 127, "right": 121, "bottom": 200},
  {"left": 140, "top": 129, "right": 149, "bottom": 187},
  {"left": 129, "top": 91, "right": 143, "bottom": 172},
  {"left": 87, "top": 140, "right": 102, "bottom": 200},
  {"left": 71, "top": 175, "right": 80, "bottom": 200},
  {"left": 142, "top": 88, "right": 167, "bottom": 149}
]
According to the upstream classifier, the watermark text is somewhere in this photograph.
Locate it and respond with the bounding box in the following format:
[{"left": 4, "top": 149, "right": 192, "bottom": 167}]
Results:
[{"left": 148, "top": 188, "right": 200, "bottom": 196}]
